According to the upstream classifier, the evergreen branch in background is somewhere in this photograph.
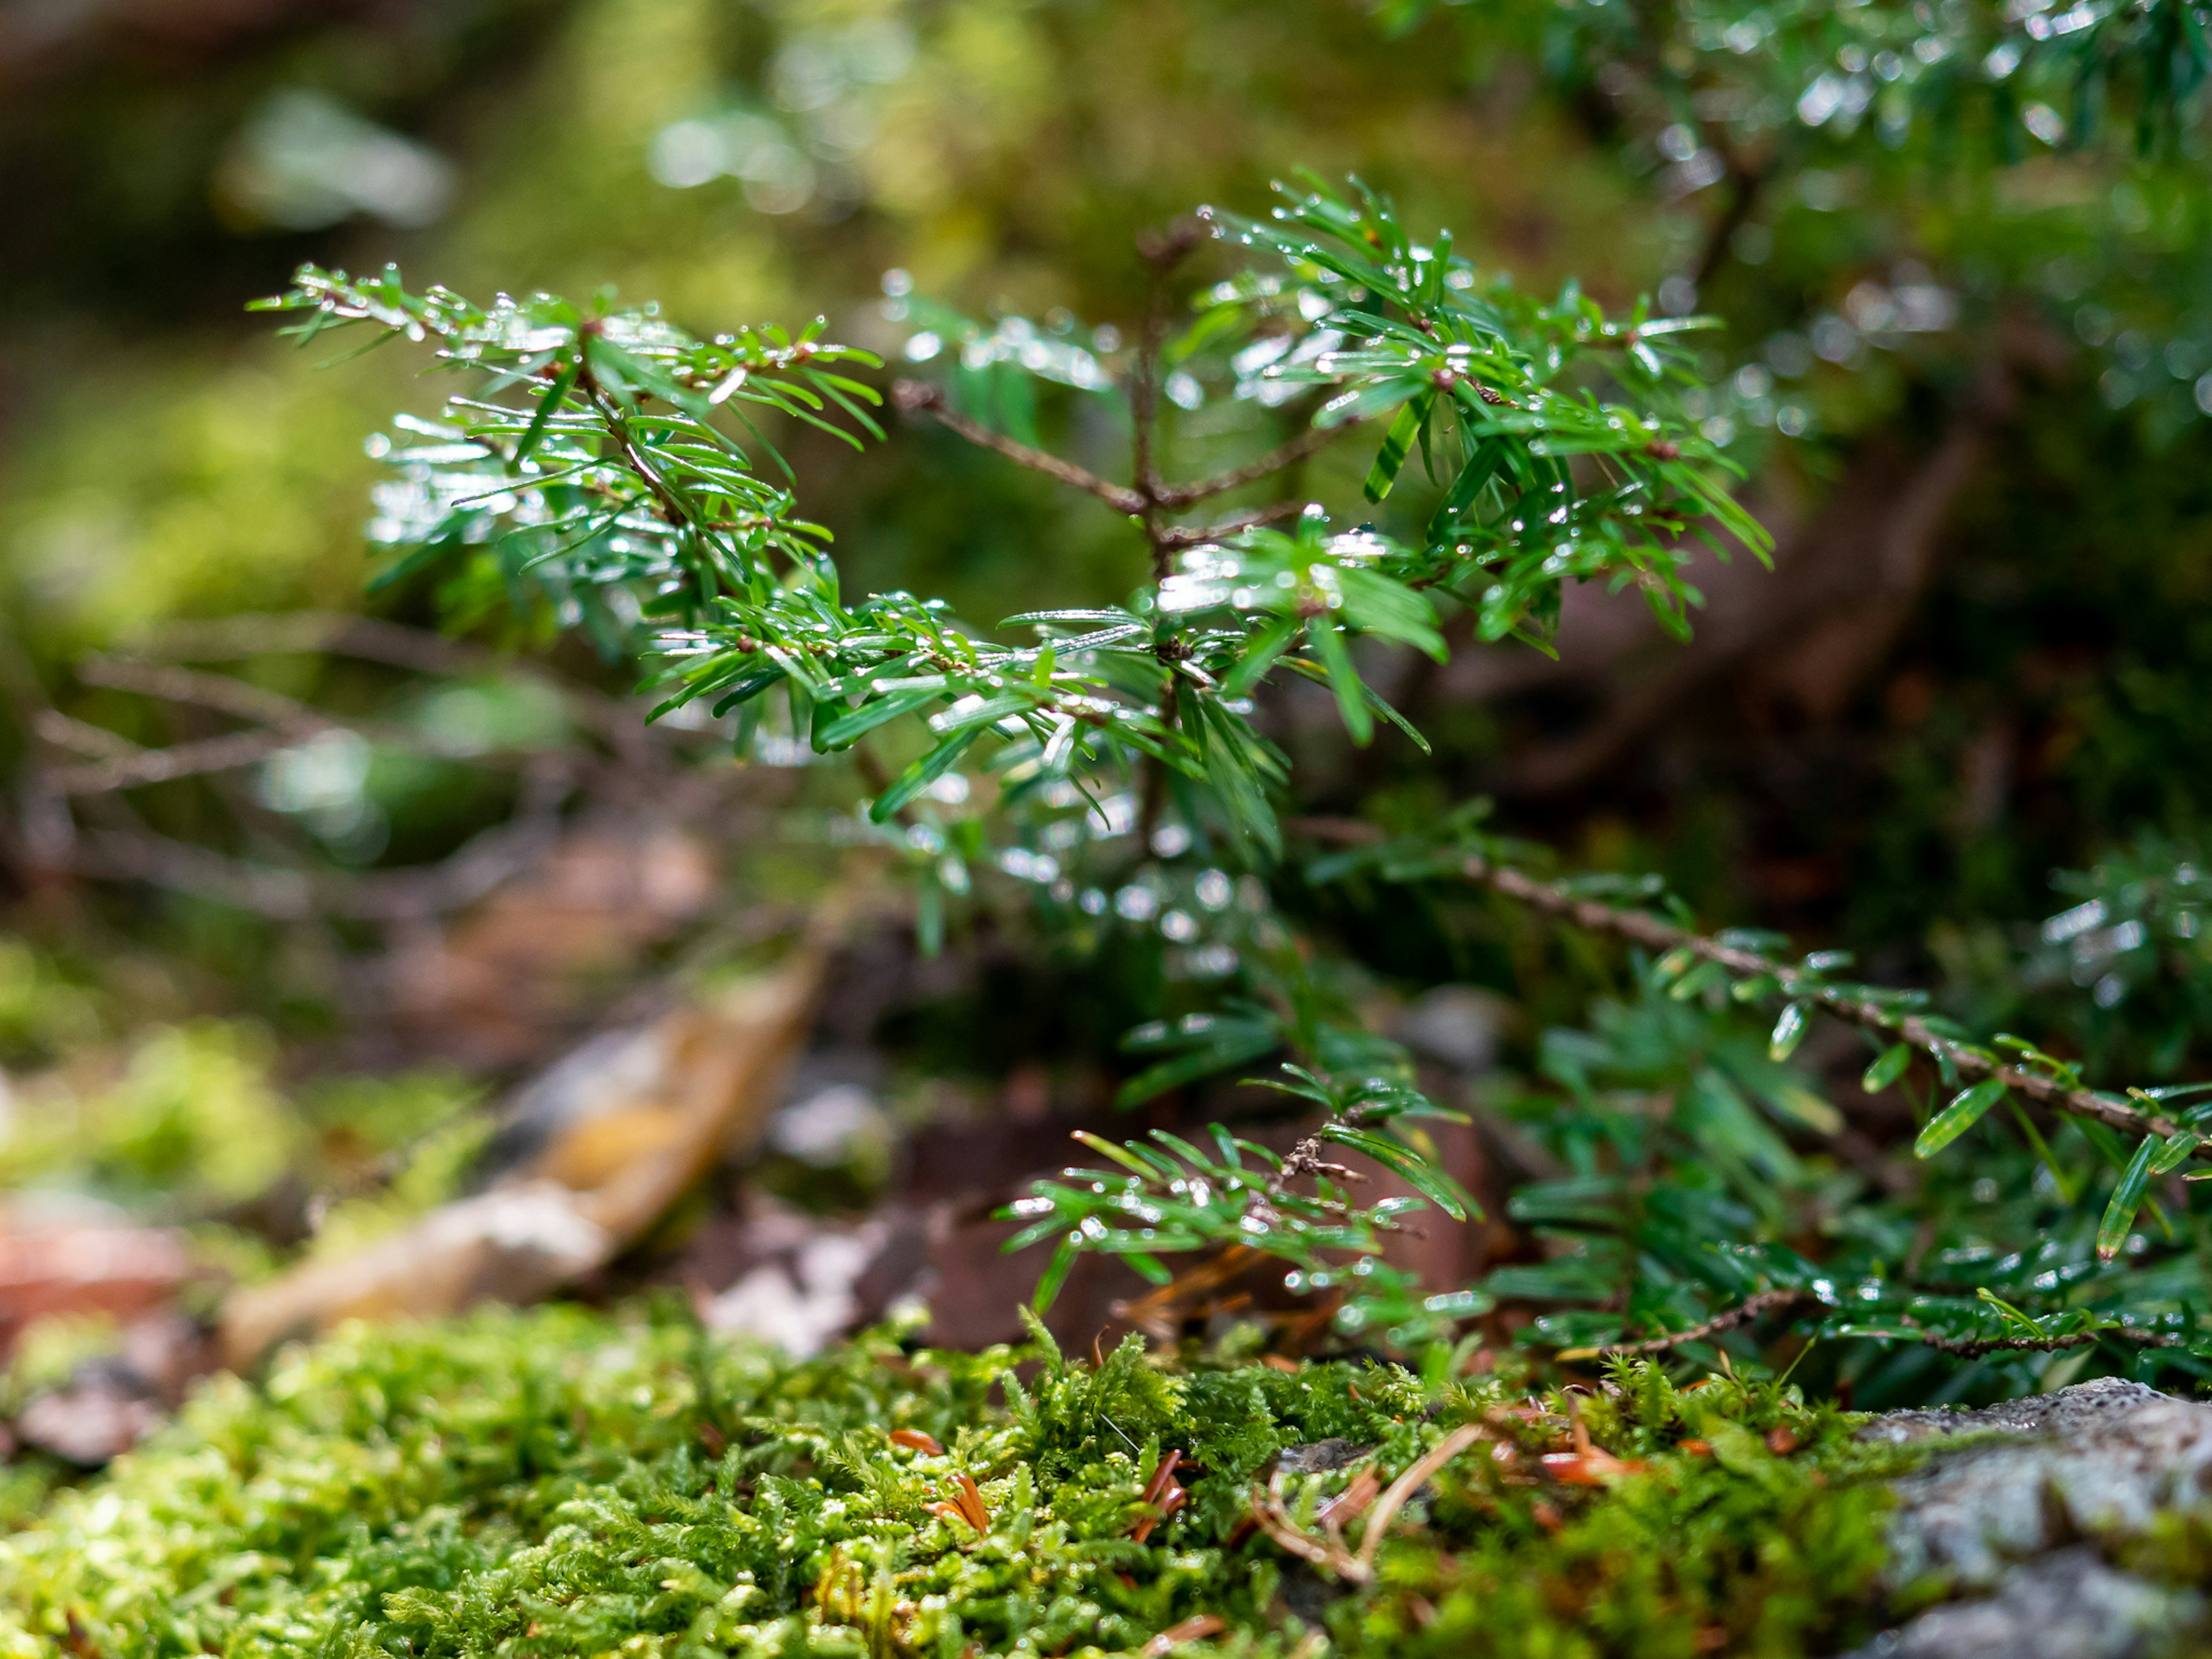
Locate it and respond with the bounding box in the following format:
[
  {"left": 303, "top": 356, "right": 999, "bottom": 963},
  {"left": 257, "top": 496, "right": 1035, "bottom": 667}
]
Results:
[
  {"left": 1566, "top": 1288, "right": 2187, "bottom": 1362},
  {"left": 1300, "top": 814, "right": 2203, "bottom": 1141},
  {"left": 1395, "top": 0, "right": 2212, "bottom": 168},
  {"left": 1452, "top": 845, "right": 2202, "bottom": 1150},
  {"left": 1882, "top": 1320, "right": 2185, "bottom": 1358},
  {"left": 263, "top": 169, "right": 2212, "bottom": 1374},
  {"left": 1304, "top": 815, "right": 2212, "bottom": 1258}
]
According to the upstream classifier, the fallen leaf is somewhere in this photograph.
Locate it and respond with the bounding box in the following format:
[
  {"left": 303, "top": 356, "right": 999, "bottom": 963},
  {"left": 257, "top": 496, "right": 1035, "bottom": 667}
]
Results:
[
  {"left": 0, "top": 1217, "right": 192, "bottom": 1355},
  {"left": 221, "top": 947, "right": 823, "bottom": 1369},
  {"left": 16, "top": 1364, "right": 160, "bottom": 1467},
  {"left": 949, "top": 1472, "right": 992, "bottom": 1532}
]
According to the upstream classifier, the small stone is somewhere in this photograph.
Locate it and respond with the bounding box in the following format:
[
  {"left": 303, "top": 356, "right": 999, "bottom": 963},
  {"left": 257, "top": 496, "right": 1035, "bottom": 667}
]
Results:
[
  {"left": 1274, "top": 1437, "right": 1373, "bottom": 1475},
  {"left": 1849, "top": 1379, "right": 2212, "bottom": 1658},
  {"left": 1844, "top": 1547, "right": 2196, "bottom": 1659}
]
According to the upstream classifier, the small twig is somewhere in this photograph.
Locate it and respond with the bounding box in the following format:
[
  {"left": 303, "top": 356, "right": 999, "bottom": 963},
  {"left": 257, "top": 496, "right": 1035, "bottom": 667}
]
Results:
[
  {"left": 1691, "top": 151, "right": 1766, "bottom": 291},
  {"left": 1142, "top": 1616, "right": 1225, "bottom": 1658},
  {"left": 1131, "top": 219, "right": 1206, "bottom": 546},
  {"left": 1315, "top": 1467, "right": 1381, "bottom": 1533},
  {"left": 892, "top": 381, "right": 1145, "bottom": 515},
  {"left": 1354, "top": 1423, "right": 1486, "bottom": 1574},
  {"left": 48, "top": 728, "right": 309, "bottom": 796},
  {"left": 33, "top": 709, "right": 143, "bottom": 762},
  {"left": 1247, "top": 1483, "right": 1368, "bottom": 1580},
  {"left": 59, "top": 763, "right": 573, "bottom": 921},
  {"left": 76, "top": 657, "right": 321, "bottom": 731},
  {"left": 56, "top": 658, "right": 589, "bottom": 794},
  {"left": 1155, "top": 423, "right": 1358, "bottom": 510},
  {"left": 131, "top": 613, "right": 657, "bottom": 757},
  {"left": 1249, "top": 1422, "right": 1488, "bottom": 1584},
  {"left": 1558, "top": 1288, "right": 1816, "bottom": 1361},
  {"left": 1268, "top": 1103, "right": 1375, "bottom": 1202},
  {"left": 1156, "top": 500, "right": 1311, "bottom": 550},
  {"left": 0, "top": 623, "right": 77, "bottom": 867}
]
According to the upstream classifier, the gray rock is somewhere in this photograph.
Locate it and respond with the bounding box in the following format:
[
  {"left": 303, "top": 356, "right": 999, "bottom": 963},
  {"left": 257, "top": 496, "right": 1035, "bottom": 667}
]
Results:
[
  {"left": 1843, "top": 1547, "right": 2191, "bottom": 1659},
  {"left": 1871, "top": 1377, "right": 2212, "bottom": 1588},
  {"left": 1274, "top": 1437, "right": 1373, "bottom": 1474},
  {"left": 1846, "top": 1378, "right": 2212, "bottom": 1658},
  {"left": 1859, "top": 1376, "right": 2173, "bottom": 1448}
]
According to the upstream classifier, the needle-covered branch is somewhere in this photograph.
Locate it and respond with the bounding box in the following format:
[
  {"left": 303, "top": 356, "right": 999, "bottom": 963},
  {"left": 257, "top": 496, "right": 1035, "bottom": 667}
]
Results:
[
  {"left": 257, "top": 181, "right": 1805, "bottom": 1356},
  {"left": 1454, "top": 851, "right": 2196, "bottom": 1149},
  {"left": 1564, "top": 1289, "right": 2188, "bottom": 1363},
  {"left": 1304, "top": 812, "right": 2197, "bottom": 1151}
]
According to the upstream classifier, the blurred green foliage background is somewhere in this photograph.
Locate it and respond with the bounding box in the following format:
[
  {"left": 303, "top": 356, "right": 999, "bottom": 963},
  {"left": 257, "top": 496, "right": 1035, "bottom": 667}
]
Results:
[{"left": 6, "top": 0, "right": 2212, "bottom": 1362}]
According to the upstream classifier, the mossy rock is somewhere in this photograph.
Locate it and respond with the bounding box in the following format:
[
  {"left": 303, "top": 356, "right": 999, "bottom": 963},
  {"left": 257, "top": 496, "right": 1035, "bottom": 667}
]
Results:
[{"left": 0, "top": 1302, "right": 2039, "bottom": 1659}]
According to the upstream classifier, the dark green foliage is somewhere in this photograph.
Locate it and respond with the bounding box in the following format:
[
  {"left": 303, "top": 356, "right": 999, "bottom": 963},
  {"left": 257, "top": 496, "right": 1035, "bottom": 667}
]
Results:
[
  {"left": 262, "top": 177, "right": 1765, "bottom": 863},
  {"left": 1402, "top": 0, "right": 2212, "bottom": 434},
  {"left": 1307, "top": 821, "right": 2212, "bottom": 1393},
  {"left": 253, "top": 179, "right": 1789, "bottom": 1350},
  {"left": 249, "top": 131, "right": 2212, "bottom": 1385}
]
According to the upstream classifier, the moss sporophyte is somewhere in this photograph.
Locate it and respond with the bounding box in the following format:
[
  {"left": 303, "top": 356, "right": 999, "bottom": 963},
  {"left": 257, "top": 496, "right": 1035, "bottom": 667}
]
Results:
[{"left": 0, "top": 1305, "right": 1910, "bottom": 1659}]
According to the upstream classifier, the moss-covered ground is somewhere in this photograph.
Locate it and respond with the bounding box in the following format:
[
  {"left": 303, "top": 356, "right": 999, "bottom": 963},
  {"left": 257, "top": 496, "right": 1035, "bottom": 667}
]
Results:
[{"left": 0, "top": 1304, "right": 1927, "bottom": 1659}]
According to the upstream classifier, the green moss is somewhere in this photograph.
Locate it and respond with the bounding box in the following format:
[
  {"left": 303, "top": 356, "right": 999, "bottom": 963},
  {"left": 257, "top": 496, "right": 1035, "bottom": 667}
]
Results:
[{"left": 0, "top": 1306, "right": 1908, "bottom": 1659}]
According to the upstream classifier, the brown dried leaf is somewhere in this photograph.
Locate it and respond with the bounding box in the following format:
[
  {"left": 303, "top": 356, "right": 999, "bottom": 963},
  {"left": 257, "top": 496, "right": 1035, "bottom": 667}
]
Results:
[{"left": 219, "top": 948, "right": 823, "bottom": 1369}]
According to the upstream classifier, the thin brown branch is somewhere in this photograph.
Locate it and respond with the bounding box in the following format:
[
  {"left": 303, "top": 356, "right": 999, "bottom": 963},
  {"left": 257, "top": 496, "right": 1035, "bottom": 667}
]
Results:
[
  {"left": 1131, "top": 219, "right": 1206, "bottom": 539},
  {"left": 1893, "top": 1316, "right": 2183, "bottom": 1357},
  {"left": 1456, "top": 851, "right": 2190, "bottom": 1145},
  {"left": 77, "top": 657, "right": 322, "bottom": 731},
  {"left": 1156, "top": 422, "right": 1358, "bottom": 510},
  {"left": 1247, "top": 1483, "right": 1369, "bottom": 1581},
  {"left": 33, "top": 710, "right": 143, "bottom": 762},
  {"left": 49, "top": 728, "right": 305, "bottom": 796},
  {"left": 1557, "top": 1288, "right": 1816, "bottom": 1360},
  {"left": 1247, "top": 1422, "right": 1487, "bottom": 1584},
  {"left": 59, "top": 658, "right": 584, "bottom": 793},
  {"left": 0, "top": 623, "right": 77, "bottom": 871},
  {"left": 1156, "top": 500, "right": 1310, "bottom": 550},
  {"left": 892, "top": 381, "right": 1144, "bottom": 515},
  {"left": 1354, "top": 1423, "right": 1486, "bottom": 1573},
  {"left": 146, "top": 612, "right": 491, "bottom": 676},
  {"left": 1291, "top": 818, "right": 2192, "bottom": 1149},
  {"left": 131, "top": 613, "right": 656, "bottom": 756},
  {"left": 60, "top": 764, "right": 573, "bottom": 921},
  {"left": 1691, "top": 151, "right": 1766, "bottom": 291}
]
